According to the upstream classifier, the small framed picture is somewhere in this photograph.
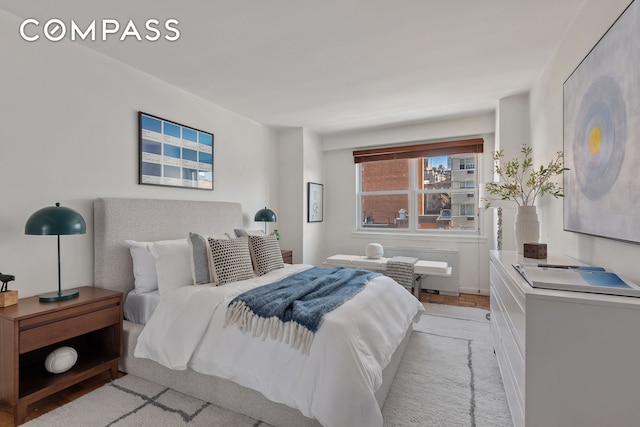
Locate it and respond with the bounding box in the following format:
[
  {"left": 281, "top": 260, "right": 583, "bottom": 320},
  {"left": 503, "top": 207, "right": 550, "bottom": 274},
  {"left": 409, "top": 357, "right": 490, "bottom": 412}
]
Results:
[{"left": 307, "top": 182, "right": 324, "bottom": 222}]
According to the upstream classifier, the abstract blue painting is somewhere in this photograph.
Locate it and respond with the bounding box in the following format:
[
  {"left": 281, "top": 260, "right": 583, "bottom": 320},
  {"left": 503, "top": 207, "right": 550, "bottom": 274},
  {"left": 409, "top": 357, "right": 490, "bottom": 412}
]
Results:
[{"left": 563, "top": 0, "right": 640, "bottom": 243}]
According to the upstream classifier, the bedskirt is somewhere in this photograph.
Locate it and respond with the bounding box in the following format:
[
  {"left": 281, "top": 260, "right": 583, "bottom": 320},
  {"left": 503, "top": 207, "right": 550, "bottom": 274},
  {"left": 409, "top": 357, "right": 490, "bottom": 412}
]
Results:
[{"left": 119, "top": 319, "right": 412, "bottom": 426}]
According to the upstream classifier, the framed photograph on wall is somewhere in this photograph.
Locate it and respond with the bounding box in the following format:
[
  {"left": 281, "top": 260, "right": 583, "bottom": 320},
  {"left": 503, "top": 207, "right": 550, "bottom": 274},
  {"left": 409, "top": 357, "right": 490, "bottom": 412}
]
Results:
[
  {"left": 308, "top": 182, "right": 324, "bottom": 222},
  {"left": 563, "top": 1, "right": 640, "bottom": 244},
  {"left": 138, "top": 112, "right": 214, "bottom": 190}
]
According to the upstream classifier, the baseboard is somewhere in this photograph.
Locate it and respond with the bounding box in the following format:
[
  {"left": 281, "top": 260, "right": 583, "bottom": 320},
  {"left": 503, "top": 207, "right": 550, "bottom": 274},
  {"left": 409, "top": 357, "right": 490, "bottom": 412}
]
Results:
[{"left": 459, "top": 287, "right": 489, "bottom": 296}]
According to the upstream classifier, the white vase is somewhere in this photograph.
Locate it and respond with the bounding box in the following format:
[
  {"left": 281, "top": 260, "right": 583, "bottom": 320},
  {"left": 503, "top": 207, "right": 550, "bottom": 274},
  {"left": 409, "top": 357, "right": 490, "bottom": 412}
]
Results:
[{"left": 514, "top": 206, "right": 539, "bottom": 254}]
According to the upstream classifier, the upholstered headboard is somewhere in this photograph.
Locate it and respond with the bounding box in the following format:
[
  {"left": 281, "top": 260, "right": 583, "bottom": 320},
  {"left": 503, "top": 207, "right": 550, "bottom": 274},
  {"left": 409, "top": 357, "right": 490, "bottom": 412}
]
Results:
[{"left": 94, "top": 197, "right": 243, "bottom": 295}]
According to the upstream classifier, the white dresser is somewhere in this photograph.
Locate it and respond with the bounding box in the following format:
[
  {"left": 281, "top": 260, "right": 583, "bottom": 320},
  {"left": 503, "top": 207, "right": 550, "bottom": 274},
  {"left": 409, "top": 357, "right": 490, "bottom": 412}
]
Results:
[{"left": 490, "top": 250, "right": 640, "bottom": 427}]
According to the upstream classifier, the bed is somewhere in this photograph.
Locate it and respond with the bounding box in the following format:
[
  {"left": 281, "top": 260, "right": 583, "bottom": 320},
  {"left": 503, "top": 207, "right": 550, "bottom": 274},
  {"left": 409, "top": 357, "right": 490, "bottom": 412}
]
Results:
[{"left": 93, "top": 197, "right": 423, "bottom": 427}]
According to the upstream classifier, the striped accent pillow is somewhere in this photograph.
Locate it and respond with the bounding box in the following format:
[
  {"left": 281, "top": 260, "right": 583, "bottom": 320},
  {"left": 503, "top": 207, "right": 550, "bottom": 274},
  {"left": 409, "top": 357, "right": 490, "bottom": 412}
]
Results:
[
  {"left": 248, "top": 234, "right": 284, "bottom": 276},
  {"left": 207, "top": 237, "right": 254, "bottom": 285}
]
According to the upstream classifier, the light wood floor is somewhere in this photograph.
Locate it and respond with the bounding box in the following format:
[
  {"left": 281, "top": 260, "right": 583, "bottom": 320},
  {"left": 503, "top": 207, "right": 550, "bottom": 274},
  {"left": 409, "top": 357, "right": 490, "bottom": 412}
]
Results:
[
  {"left": 0, "top": 292, "right": 490, "bottom": 426},
  {"left": 420, "top": 291, "right": 490, "bottom": 309}
]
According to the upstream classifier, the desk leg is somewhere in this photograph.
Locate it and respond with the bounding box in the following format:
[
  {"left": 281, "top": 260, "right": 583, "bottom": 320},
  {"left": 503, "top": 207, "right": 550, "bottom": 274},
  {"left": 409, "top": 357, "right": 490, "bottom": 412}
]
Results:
[{"left": 414, "top": 275, "right": 423, "bottom": 299}]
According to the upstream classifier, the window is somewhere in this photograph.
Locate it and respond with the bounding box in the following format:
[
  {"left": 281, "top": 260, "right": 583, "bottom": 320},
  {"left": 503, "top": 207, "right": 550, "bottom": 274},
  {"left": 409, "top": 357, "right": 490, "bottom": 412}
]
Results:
[
  {"left": 360, "top": 159, "right": 411, "bottom": 229},
  {"left": 354, "top": 139, "right": 482, "bottom": 233},
  {"left": 459, "top": 158, "right": 475, "bottom": 170},
  {"left": 460, "top": 204, "right": 476, "bottom": 216}
]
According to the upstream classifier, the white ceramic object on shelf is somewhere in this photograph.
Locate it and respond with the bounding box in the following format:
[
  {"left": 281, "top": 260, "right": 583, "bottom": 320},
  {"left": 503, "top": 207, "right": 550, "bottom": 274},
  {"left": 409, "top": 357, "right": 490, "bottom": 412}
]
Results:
[
  {"left": 365, "top": 243, "right": 384, "bottom": 259},
  {"left": 44, "top": 346, "right": 78, "bottom": 374}
]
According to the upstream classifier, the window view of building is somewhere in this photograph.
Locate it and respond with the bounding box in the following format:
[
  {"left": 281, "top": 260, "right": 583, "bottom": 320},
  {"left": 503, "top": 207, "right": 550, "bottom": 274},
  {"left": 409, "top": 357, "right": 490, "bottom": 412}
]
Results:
[{"left": 358, "top": 154, "right": 478, "bottom": 232}]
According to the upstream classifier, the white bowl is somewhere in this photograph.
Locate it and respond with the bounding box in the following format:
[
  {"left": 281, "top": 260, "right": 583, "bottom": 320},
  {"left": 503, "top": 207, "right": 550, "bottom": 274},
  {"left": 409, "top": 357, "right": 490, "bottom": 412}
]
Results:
[{"left": 365, "top": 243, "right": 384, "bottom": 259}]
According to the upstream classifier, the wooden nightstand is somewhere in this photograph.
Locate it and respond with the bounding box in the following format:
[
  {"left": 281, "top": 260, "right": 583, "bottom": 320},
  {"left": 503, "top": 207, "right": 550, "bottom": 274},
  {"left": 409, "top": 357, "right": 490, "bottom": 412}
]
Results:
[
  {"left": 0, "top": 286, "right": 123, "bottom": 425},
  {"left": 281, "top": 250, "right": 293, "bottom": 264}
]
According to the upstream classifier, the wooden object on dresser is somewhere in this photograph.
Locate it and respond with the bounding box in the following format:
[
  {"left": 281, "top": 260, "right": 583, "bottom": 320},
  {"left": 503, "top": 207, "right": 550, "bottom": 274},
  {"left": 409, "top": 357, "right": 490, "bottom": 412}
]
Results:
[
  {"left": 0, "top": 286, "right": 123, "bottom": 426},
  {"left": 490, "top": 250, "right": 640, "bottom": 427},
  {"left": 0, "top": 291, "right": 18, "bottom": 308},
  {"left": 522, "top": 242, "right": 547, "bottom": 259},
  {"left": 281, "top": 249, "right": 293, "bottom": 264}
]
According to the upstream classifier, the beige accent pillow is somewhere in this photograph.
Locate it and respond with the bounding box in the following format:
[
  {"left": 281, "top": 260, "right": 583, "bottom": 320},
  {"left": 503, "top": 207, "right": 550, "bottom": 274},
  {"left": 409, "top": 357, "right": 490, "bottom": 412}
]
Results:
[
  {"left": 248, "top": 234, "right": 284, "bottom": 276},
  {"left": 207, "top": 237, "right": 254, "bottom": 285}
]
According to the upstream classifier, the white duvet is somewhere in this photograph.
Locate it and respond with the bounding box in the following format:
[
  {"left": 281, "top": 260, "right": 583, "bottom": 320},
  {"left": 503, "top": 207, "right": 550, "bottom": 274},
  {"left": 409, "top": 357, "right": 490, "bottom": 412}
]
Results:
[{"left": 135, "top": 264, "right": 424, "bottom": 427}]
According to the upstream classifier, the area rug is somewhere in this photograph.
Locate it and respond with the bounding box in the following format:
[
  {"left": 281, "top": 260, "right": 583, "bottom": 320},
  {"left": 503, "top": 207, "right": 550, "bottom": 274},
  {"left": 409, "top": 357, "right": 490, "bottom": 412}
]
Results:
[
  {"left": 383, "top": 303, "right": 512, "bottom": 426},
  {"left": 24, "top": 303, "right": 512, "bottom": 427}
]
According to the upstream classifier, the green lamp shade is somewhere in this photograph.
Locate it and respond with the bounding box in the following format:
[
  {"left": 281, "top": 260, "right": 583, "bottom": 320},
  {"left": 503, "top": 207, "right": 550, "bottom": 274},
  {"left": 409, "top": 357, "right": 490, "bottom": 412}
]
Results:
[
  {"left": 25, "top": 203, "right": 87, "bottom": 236},
  {"left": 25, "top": 203, "right": 86, "bottom": 302},
  {"left": 254, "top": 207, "right": 276, "bottom": 223}
]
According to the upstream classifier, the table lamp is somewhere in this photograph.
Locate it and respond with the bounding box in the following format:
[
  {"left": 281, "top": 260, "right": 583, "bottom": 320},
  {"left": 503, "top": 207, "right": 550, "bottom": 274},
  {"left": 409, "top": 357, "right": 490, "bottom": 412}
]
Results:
[
  {"left": 25, "top": 202, "right": 86, "bottom": 302},
  {"left": 254, "top": 207, "right": 276, "bottom": 234}
]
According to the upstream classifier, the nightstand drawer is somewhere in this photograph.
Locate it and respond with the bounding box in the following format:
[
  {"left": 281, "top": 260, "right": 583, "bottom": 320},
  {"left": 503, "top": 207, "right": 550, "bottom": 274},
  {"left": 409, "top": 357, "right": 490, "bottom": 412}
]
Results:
[{"left": 19, "top": 305, "right": 120, "bottom": 353}]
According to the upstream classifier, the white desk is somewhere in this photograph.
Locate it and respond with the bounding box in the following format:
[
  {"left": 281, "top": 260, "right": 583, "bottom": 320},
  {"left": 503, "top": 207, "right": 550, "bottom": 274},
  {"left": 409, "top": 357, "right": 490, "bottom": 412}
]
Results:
[{"left": 324, "top": 254, "right": 452, "bottom": 298}]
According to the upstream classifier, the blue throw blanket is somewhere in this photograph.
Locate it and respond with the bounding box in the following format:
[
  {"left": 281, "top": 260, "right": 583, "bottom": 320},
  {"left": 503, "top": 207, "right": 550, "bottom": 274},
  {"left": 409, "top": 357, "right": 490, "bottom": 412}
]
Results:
[{"left": 225, "top": 266, "right": 380, "bottom": 354}]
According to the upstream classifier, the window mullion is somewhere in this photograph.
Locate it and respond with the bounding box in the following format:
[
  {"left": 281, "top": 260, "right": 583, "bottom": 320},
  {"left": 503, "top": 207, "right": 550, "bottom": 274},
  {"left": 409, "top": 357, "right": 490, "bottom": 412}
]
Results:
[{"left": 409, "top": 159, "right": 417, "bottom": 231}]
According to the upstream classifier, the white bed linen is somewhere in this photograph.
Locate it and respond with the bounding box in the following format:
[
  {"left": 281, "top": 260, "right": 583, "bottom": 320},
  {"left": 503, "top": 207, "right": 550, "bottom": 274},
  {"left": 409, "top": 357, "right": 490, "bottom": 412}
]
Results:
[
  {"left": 135, "top": 264, "right": 424, "bottom": 427},
  {"left": 123, "top": 290, "right": 163, "bottom": 324}
]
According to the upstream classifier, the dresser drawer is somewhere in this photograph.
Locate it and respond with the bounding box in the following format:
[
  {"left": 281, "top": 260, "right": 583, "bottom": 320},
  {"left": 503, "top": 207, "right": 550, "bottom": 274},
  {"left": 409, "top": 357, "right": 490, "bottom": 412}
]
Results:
[
  {"left": 19, "top": 304, "right": 120, "bottom": 353},
  {"left": 490, "top": 260, "right": 525, "bottom": 355}
]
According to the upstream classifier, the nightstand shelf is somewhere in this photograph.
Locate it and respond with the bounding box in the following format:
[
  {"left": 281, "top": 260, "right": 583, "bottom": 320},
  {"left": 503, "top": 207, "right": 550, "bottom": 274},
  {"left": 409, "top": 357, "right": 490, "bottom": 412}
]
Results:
[
  {"left": 19, "top": 331, "right": 120, "bottom": 398},
  {"left": 0, "top": 287, "right": 123, "bottom": 425}
]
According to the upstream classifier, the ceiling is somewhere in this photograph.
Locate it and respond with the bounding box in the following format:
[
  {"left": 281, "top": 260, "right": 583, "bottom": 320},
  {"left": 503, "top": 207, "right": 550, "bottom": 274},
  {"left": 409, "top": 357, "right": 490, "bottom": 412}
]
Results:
[{"left": 1, "top": 0, "right": 586, "bottom": 135}]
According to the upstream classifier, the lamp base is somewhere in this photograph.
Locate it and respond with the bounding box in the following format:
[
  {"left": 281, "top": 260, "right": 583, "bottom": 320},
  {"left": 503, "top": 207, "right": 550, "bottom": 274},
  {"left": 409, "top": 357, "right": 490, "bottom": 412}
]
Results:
[{"left": 39, "top": 289, "right": 79, "bottom": 302}]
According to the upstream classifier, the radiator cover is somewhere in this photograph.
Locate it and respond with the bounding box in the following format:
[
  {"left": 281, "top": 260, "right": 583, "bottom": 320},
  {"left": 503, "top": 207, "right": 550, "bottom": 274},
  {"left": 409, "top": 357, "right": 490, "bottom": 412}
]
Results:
[{"left": 383, "top": 246, "right": 459, "bottom": 296}]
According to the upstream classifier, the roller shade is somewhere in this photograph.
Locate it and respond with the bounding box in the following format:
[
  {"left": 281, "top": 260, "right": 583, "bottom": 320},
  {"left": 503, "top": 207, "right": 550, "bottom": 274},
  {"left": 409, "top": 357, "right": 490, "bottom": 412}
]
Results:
[{"left": 353, "top": 138, "right": 484, "bottom": 163}]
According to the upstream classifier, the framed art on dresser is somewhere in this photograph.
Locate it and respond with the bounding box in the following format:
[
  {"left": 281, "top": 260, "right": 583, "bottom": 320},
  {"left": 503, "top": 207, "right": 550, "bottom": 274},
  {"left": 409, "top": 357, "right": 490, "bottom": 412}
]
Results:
[{"left": 138, "top": 112, "right": 214, "bottom": 190}]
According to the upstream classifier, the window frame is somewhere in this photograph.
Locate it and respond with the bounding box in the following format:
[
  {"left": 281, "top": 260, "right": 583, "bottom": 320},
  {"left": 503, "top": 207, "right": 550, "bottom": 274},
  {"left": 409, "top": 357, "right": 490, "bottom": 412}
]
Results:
[{"left": 356, "top": 154, "right": 481, "bottom": 234}]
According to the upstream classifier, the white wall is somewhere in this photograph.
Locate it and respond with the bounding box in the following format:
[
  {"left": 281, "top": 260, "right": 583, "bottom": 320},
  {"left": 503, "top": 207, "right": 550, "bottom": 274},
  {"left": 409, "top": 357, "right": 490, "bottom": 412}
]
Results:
[
  {"left": 495, "top": 93, "right": 531, "bottom": 252},
  {"left": 276, "top": 127, "right": 324, "bottom": 266},
  {"left": 321, "top": 114, "right": 496, "bottom": 295},
  {"left": 277, "top": 128, "right": 304, "bottom": 263},
  {"left": 530, "top": 0, "right": 639, "bottom": 284},
  {"left": 323, "top": 113, "right": 495, "bottom": 151},
  {"left": 0, "top": 10, "right": 279, "bottom": 298},
  {"left": 302, "top": 128, "right": 325, "bottom": 265}
]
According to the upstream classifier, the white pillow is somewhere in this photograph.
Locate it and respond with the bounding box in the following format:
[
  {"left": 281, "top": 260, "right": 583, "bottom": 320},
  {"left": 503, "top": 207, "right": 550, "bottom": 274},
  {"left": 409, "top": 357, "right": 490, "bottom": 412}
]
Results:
[
  {"left": 125, "top": 240, "right": 158, "bottom": 294},
  {"left": 148, "top": 239, "right": 193, "bottom": 295}
]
